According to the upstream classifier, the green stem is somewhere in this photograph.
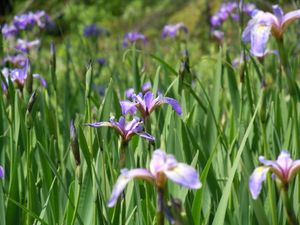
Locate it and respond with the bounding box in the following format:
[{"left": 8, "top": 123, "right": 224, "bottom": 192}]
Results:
[
  {"left": 157, "top": 187, "right": 164, "bottom": 225},
  {"left": 71, "top": 170, "right": 82, "bottom": 225},
  {"left": 26, "top": 128, "right": 32, "bottom": 225},
  {"left": 280, "top": 184, "right": 299, "bottom": 225},
  {"left": 276, "top": 38, "right": 290, "bottom": 76},
  {"left": 276, "top": 38, "right": 299, "bottom": 99},
  {"left": 119, "top": 141, "right": 128, "bottom": 169}
]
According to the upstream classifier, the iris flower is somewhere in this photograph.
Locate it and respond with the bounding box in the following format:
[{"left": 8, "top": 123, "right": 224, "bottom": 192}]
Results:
[
  {"left": 120, "top": 91, "right": 182, "bottom": 118},
  {"left": 161, "top": 22, "right": 188, "bottom": 38},
  {"left": 242, "top": 5, "right": 300, "bottom": 57},
  {"left": 0, "top": 166, "right": 4, "bottom": 179},
  {"left": 123, "top": 31, "right": 147, "bottom": 47},
  {"left": 108, "top": 149, "right": 201, "bottom": 207},
  {"left": 1, "top": 59, "right": 46, "bottom": 90},
  {"left": 249, "top": 150, "right": 300, "bottom": 199},
  {"left": 1, "top": 24, "right": 18, "bottom": 38},
  {"left": 16, "top": 39, "right": 40, "bottom": 53},
  {"left": 86, "top": 116, "right": 155, "bottom": 143}
]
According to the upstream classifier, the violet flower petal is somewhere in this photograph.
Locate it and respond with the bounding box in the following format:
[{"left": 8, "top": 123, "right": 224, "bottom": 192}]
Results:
[
  {"left": 144, "top": 91, "right": 155, "bottom": 110},
  {"left": 33, "top": 74, "right": 47, "bottom": 87},
  {"left": 164, "top": 163, "right": 202, "bottom": 189},
  {"left": 108, "top": 168, "right": 154, "bottom": 207},
  {"left": 250, "top": 24, "right": 271, "bottom": 57},
  {"left": 85, "top": 121, "right": 113, "bottom": 128},
  {"left": 282, "top": 9, "right": 300, "bottom": 29},
  {"left": 162, "top": 97, "right": 183, "bottom": 115},
  {"left": 120, "top": 100, "right": 137, "bottom": 115},
  {"left": 272, "top": 5, "right": 284, "bottom": 23},
  {"left": 0, "top": 166, "right": 4, "bottom": 179},
  {"left": 125, "top": 88, "right": 135, "bottom": 99},
  {"left": 249, "top": 166, "right": 270, "bottom": 199},
  {"left": 136, "top": 132, "right": 155, "bottom": 142},
  {"left": 150, "top": 149, "right": 178, "bottom": 176}
]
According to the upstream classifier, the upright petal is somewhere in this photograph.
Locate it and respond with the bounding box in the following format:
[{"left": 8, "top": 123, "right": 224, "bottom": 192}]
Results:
[
  {"left": 250, "top": 24, "right": 271, "bottom": 57},
  {"left": 144, "top": 91, "right": 154, "bottom": 110},
  {"left": 120, "top": 100, "right": 137, "bottom": 115},
  {"left": 108, "top": 168, "right": 154, "bottom": 207},
  {"left": 249, "top": 166, "right": 270, "bottom": 199},
  {"left": 282, "top": 9, "right": 300, "bottom": 29},
  {"left": 163, "top": 163, "right": 201, "bottom": 189},
  {"left": 150, "top": 150, "right": 168, "bottom": 176},
  {"left": 150, "top": 150, "right": 178, "bottom": 177},
  {"left": 0, "top": 166, "right": 4, "bottom": 179},
  {"left": 272, "top": 5, "right": 284, "bottom": 24}
]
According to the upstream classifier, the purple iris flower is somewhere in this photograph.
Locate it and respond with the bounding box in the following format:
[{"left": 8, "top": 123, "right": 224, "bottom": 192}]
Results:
[
  {"left": 83, "top": 24, "right": 107, "bottom": 37},
  {"left": 2, "top": 59, "right": 46, "bottom": 89},
  {"left": 108, "top": 149, "right": 201, "bottom": 207},
  {"left": 13, "top": 13, "right": 35, "bottom": 29},
  {"left": 120, "top": 91, "right": 182, "bottom": 119},
  {"left": 3, "top": 54, "right": 27, "bottom": 67},
  {"left": 242, "top": 5, "right": 300, "bottom": 57},
  {"left": 86, "top": 116, "right": 155, "bottom": 143},
  {"left": 32, "top": 10, "right": 50, "bottom": 28},
  {"left": 13, "top": 11, "right": 49, "bottom": 30},
  {"left": 10, "top": 59, "right": 29, "bottom": 87},
  {"left": 161, "top": 22, "right": 188, "bottom": 38},
  {"left": 242, "top": 3, "right": 256, "bottom": 16},
  {"left": 1, "top": 24, "right": 18, "bottom": 38},
  {"left": 142, "top": 82, "right": 151, "bottom": 93},
  {"left": 125, "top": 88, "right": 135, "bottom": 99},
  {"left": 96, "top": 58, "right": 107, "bottom": 66},
  {"left": 33, "top": 74, "right": 47, "bottom": 87},
  {"left": 15, "top": 39, "right": 40, "bottom": 53},
  {"left": 211, "top": 30, "right": 224, "bottom": 42},
  {"left": 0, "top": 166, "right": 4, "bottom": 179},
  {"left": 249, "top": 150, "right": 300, "bottom": 199},
  {"left": 123, "top": 31, "right": 147, "bottom": 47},
  {"left": 210, "top": 2, "right": 255, "bottom": 28}
]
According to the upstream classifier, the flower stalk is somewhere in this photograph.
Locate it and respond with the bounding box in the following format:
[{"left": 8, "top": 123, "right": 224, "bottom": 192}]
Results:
[{"left": 279, "top": 184, "right": 299, "bottom": 225}]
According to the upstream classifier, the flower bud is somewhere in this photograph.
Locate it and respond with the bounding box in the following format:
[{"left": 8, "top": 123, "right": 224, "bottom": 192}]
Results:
[{"left": 70, "top": 120, "right": 80, "bottom": 166}]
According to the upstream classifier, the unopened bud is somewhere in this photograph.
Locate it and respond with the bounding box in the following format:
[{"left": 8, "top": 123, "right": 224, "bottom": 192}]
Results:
[
  {"left": 70, "top": 119, "right": 80, "bottom": 166},
  {"left": 85, "top": 63, "right": 93, "bottom": 98},
  {"left": 50, "top": 41, "right": 57, "bottom": 90}
]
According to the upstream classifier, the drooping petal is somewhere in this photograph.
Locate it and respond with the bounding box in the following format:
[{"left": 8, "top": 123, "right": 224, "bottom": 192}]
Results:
[
  {"left": 33, "top": 74, "right": 47, "bottom": 87},
  {"left": 120, "top": 100, "right": 137, "bottom": 115},
  {"left": 108, "top": 168, "right": 155, "bottom": 207},
  {"left": 242, "top": 11, "right": 262, "bottom": 43},
  {"left": 0, "top": 166, "right": 4, "bottom": 179},
  {"left": 250, "top": 23, "right": 271, "bottom": 57},
  {"left": 163, "top": 163, "right": 201, "bottom": 189},
  {"left": 289, "top": 159, "right": 300, "bottom": 181},
  {"left": 249, "top": 166, "right": 270, "bottom": 199},
  {"left": 136, "top": 132, "right": 155, "bottom": 142},
  {"left": 282, "top": 9, "right": 300, "bottom": 30},
  {"left": 85, "top": 121, "right": 113, "bottom": 128},
  {"left": 162, "top": 97, "right": 182, "bottom": 115}
]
